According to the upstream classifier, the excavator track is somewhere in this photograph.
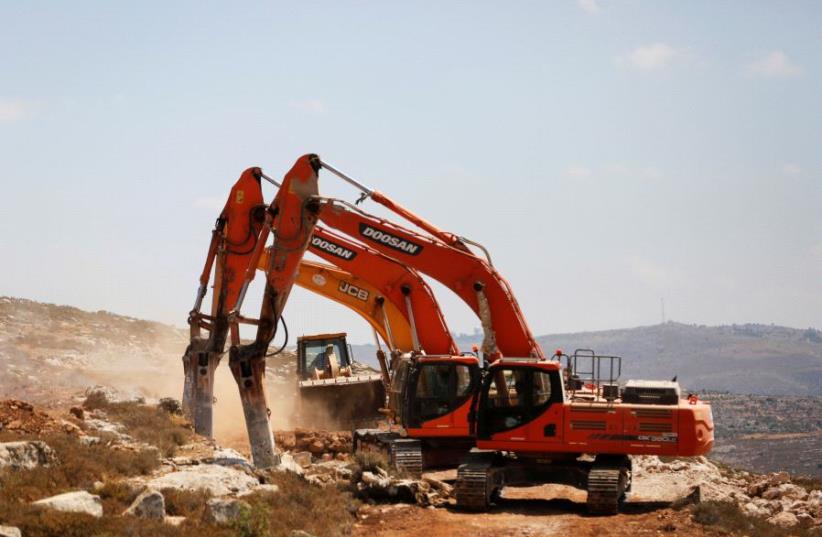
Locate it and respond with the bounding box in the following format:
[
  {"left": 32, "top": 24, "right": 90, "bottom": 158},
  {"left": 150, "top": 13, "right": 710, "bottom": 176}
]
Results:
[
  {"left": 586, "top": 458, "right": 629, "bottom": 515},
  {"left": 390, "top": 438, "right": 423, "bottom": 477},
  {"left": 456, "top": 453, "right": 499, "bottom": 511}
]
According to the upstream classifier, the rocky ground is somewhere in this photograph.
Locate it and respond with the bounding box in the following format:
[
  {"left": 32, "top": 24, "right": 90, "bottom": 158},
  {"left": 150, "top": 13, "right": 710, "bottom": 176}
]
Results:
[{"left": 1, "top": 389, "right": 821, "bottom": 536}]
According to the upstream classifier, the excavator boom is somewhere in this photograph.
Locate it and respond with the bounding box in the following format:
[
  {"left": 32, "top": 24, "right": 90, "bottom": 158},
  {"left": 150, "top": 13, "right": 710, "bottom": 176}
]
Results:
[
  {"left": 308, "top": 225, "right": 458, "bottom": 355},
  {"left": 317, "top": 197, "right": 543, "bottom": 360},
  {"left": 259, "top": 173, "right": 457, "bottom": 356}
]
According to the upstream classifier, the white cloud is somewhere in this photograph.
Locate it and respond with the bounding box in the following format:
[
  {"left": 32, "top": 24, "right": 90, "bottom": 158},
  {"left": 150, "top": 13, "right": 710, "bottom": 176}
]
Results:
[
  {"left": 746, "top": 51, "right": 802, "bottom": 78},
  {"left": 0, "top": 99, "right": 31, "bottom": 122},
  {"left": 576, "top": 0, "right": 601, "bottom": 15},
  {"left": 193, "top": 197, "right": 225, "bottom": 211},
  {"left": 290, "top": 98, "right": 326, "bottom": 115},
  {"left": 616, "top": 43, "right": 678, "bottom": 71},
  {"left": 782, "top": 163, "right": 802, "bottom": 176},
  {"left": 565, "top": 165, "right": 592, "bottom": 178}
]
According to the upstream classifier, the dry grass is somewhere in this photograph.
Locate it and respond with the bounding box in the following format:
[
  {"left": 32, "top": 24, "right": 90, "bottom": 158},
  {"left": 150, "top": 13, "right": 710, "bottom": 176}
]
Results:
[
  {"left": 0, "top": 432, "right": 235, "bottom": 537},
  {"left": 691, "top": 501, "right": 812, "bottom": 537},
  {"left": 82, "top": 396, "right": 193, "bottom": 457},
  {"left": 163, "top": 487, "right": 212, "bottom": 518},
  {"left": 241, "top": 471, "right": 359, "bottom": 537},
  {"left": 0, "top": 507, "right": 237, "bottom": 537},
  {"left": 0, "top": 433, "right": 158, "bottom": 505},
  {"left": 794, "top": 475, "right": 822, "bottom": 492}
]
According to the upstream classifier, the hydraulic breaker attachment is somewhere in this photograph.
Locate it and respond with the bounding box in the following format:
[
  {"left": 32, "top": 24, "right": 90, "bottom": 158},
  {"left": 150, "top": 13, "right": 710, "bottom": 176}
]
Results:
[
  {"left": 181, "top": 341, "right": 221, "bottom": 438},
  {"left": 229, "top": 343, "right": 279, "bottom": 468}
]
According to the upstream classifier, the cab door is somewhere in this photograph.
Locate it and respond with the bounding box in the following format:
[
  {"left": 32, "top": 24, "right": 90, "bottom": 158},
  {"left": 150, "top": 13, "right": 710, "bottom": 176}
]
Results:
[
  {"left": 524, "top": 369, "right": 564, "bottom": 445},
  {"left": 405, "top": 361, "right": 477, "bottom": 435}
]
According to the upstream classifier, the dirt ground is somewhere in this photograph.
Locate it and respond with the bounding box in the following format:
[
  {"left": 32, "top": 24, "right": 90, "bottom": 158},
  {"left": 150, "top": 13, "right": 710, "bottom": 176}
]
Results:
[
  {"left": 353, "top": 469, "right": 712, "bottom": 537},
  {"left": 354, "top": 499, "right": 708, "bottom": 537}
]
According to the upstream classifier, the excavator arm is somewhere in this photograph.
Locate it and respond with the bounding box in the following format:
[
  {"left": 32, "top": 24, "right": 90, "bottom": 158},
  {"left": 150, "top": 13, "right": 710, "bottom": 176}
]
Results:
[
  {"left": 226, "top": 154, "right": 320, "bottom": 467},
  {"left": 182, "top": 154, "right": 321, "bottom": 469},
  {"left": 307, "top": 226, "right": 458, "bottom": 355},
  {"left": 316, "top": 193, "right": 543, "bottom": 360},
  {"left": 260, "top": 174, "right": 458, "bottom": 356},
  {"left": 291, "top": 260, "right": 414, "bottom": 353},
  {"left": 182, "top": 166, "right": 267, "bottom": 439}
]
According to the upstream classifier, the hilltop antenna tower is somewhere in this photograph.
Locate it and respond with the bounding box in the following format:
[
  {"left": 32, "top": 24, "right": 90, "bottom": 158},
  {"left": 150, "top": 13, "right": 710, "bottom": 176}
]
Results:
[{"left": 660, "top": 298, "right": 666, "bottom": 324}]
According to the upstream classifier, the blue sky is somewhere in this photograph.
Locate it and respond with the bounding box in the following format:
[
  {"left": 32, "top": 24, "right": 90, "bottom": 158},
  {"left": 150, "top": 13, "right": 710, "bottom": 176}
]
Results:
[{"left": 1, "top": 1, "right": 820, "bottom": 343}]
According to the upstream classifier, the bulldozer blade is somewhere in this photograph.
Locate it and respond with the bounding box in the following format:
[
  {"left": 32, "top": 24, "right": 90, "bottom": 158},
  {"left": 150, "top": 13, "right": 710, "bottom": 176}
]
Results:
[{"left": 298, "top": 375, "right": 386, "bottom": 427}]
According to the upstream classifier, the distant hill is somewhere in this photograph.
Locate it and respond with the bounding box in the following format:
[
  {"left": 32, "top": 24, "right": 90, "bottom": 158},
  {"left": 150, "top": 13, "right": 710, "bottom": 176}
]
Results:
[
  {"left": 0, "top": 296, "right": 187, "bottom": 405},
  {"left": 532, "top": 323, "right": 822, "bottom": 396},
  {"left": 354, "top": 322, "right": 822, "bottom": 396},
  {"left": 3, "top": 296, "right": 820, "bottom": 398}
]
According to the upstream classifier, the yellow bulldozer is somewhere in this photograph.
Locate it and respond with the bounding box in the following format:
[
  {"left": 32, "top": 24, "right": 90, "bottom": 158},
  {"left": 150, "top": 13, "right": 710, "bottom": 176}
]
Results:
[{"left": 295, "top": 332, "right": 387, "bottom": 427}]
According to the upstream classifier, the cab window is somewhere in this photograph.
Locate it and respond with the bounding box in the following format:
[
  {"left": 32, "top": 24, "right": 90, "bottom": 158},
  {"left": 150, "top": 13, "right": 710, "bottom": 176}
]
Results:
[
  {"left": 478, "top": 367, "right": 561, "bottom": 438},
  {"left": 411, "top": 363, "right": 477, "bottom": 424},
  {"left": 533, "top": 371, "right": 553, "bottom": 407},
  {"left": 303, "top": 339, "right": 348, "bottom": 372}
]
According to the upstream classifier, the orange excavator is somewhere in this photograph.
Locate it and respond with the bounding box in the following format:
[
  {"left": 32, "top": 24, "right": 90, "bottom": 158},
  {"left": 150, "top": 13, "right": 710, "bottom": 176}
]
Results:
[
  {"left": 183, "top": 155, "right": 714, "bottom": 512},
  {"left": 307, "top": 161, "right": 543, "bottom": 472},
  {"left": 313, "top": 161, "right": 714, "bottom": 513},
  {"left": 182, "top": 154, "right": 320, "bottom": 468}
]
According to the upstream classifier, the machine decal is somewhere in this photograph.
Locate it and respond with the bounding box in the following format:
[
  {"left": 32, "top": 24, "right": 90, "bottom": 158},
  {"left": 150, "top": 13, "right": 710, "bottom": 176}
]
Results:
[
  {"left": 339, "top": 281, "right": 369, "bottom": 301},
  {"left": 358, "top": 224, "right": 423, "bottom": 255},
  {"left": 589, "top": 433, "right": 678, "bottom": 443},
  {"left": 311, "top": 236, "right": 357, "bottom": 260}
]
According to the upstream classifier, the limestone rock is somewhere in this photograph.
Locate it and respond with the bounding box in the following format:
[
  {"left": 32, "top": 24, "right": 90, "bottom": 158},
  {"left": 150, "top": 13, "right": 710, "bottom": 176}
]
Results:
[
  {"left": 0, "top": 441, "right": 55, "bottom": 470},
  {"left": 768, "top": 511, "right": 799, "bottom": 528},
  {"left": 204, "top": 498, "right": 251, "bottom": 524},
  {"left": 239, "top": 484, "right": 280, "bottom": 497},
  {"left": 33, "top": 490, "right": 103, "bottom": 517},
  {"left": 123, "top": 488, "right": 165, "bottom": 519},
  {"left": 147, "top": 464, "right": 260, "bottom": 497},
  {"left": 742, "top": 501, "right": 771, "bottom": 518},
  {"left": 79, "top": 436, "right": 102, "bottom": 446},
  {"left": 209, "top": 447, "right": 252, "bottom": 468},
  {"left": 275, "top": 453, "right": 305, "bottom": 476},
  {"left": 164, "top": 516, "right": 186, "bottom": 526},
  {"left": 0, "top": 526, "right": 21, "bottom": 537},
  {"left": 797, "top": 512, "right": 815, "bottom": 528},
  {"left": 292, "top": 451, "right": 313, "bottom": 467}
]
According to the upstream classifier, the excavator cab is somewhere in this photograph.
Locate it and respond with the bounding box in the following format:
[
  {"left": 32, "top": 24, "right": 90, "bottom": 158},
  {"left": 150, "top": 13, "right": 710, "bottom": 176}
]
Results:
[
  {"left": 297, "top": 333, "right": 354, "bottom": 380},
  {"left": 395, "top": 355, "right": 481, "bottom": 437},
  {"left": 475, "top": 361, "right": 564, "bottom": 440},
  {"left": 296, "top": 333, "right": 386, "bottom": 427}
]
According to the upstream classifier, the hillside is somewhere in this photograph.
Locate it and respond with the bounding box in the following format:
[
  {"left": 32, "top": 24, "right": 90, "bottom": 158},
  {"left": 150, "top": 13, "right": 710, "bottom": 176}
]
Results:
[
  {"left": 0, "top": 296, "right": 187, "bottom": 406},
  {"left": 354, "top": 322, "right": 822, "bottom": 396},
  {"left": 3, "top": 296, "right": 822, "bottom": 478},
  {"left": 530, "top": 322, "right": 822, "bottom": 396}
]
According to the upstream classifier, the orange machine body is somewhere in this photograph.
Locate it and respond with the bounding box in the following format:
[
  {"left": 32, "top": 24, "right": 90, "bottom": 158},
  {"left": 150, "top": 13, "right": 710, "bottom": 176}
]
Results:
[
  {"left": 307, "top": 225, "right": 458, "bottom": 355},
  {"left": 260, "top": 155, "right": 320, "bottom": 310},
  {"left": 205, "top": 167, "right": 265, "bottom": 318},
  {"left": 319, "top": 200, "right": 542, "bottom": 360},
  {"left": 403, "top": 355, "right": 481, "bottom": 439},
  {"left": 256, "top": 255, "right": 415, "bottom": 352},
  {"left": 474, "top": 360, "right": 714, "bottom": 458}
]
